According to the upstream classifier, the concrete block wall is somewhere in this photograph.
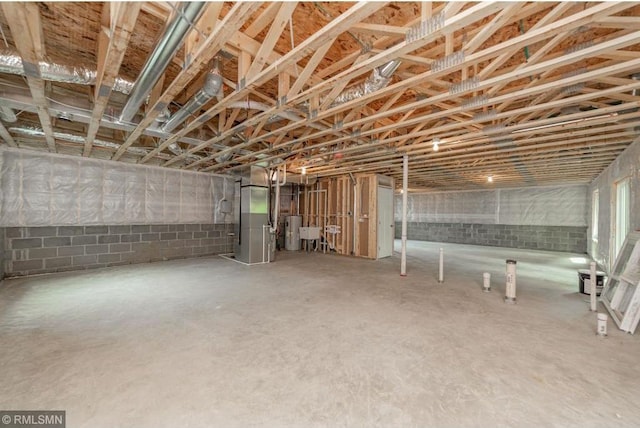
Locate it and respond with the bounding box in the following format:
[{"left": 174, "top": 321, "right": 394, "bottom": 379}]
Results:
[
  {"left": 2, "top": 224, "right": 234, "bottom": 277},
  {"left": 395, "top": 222, "right": 587, "bottom": 253}
]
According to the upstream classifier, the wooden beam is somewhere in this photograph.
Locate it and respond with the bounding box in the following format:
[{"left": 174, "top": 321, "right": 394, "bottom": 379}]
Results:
[
  {"left": 592, "top": 16, "right": 640, "bottom": 29},
  {"left": 245, "top": 2, "right": 298, "bottom": 80},
  {"left": 216, "top": 2, "right": 565, "bottom": 162},
  {"left": 477, "top": 2, "right": 575, "bottom": 80},
  {"left": 225, "top": 35, "right": 640, "bottom": 171},
  {"left": 238, "top": 51, "right": 251, "bottom": 88},
  {"left": 226, "top": 79, "right": 640, "bottom": 172},
  {"left": 148, "top": 73, "right": 166, "bottom": 111},
  {"left": 318, "top": 132, "right": 634, "bottom": 175},
  {"left": 184, "top": 3, "right": 224, "bottom": 67},
  {"left": 140, "top": 2, "right": 172, "bottom": 20},
  {"left": 158, "top": 1, "right": 389, "bottom": 166},
  {"left": 463, "top": 3, "right": 521, "bottom": 53},
  {"left": 2, "top": 3, "right": 56, "bottom": 152},
  {"left": 112, "top": 1, "right": 261, "bottom": 161},
  {"left": 287, "top": 38, "right": 336, "bottom": 98},
  {"left": 278, "top": 72, "right": 290, "bottom": 103},
  {"left": 351, "top": 22, "right": 408, "bottom": 37},
  {"left": 0, "top": 121, "right": 17, "bottom": 147},
  {"left": 299, "top": 2, "right": 506, "bottom": 102},
  {"left": 84, "top": 2, "right": 141, "bottom": 157},
  {"left": 245, "top": 2, "right": 282, "bottom": 38}
]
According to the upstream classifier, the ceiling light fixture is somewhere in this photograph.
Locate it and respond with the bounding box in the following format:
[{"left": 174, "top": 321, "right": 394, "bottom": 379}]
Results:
[
  {"left": 433, "top": 137, "right": 440, "bottom": 152},
  {"left": 511, "top": 113, "right": 617, "bottom": 134},
  {"left": 301, "top": 166, "right": 307, "bottom": 175},
  {"left": 487, "top": 175, "right": 493, "bottom": 183}
]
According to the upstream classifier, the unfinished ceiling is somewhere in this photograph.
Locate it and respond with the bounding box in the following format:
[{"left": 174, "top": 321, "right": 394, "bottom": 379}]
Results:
[{"left": 0, "top": 2, "right": 639, "bottom": 190}]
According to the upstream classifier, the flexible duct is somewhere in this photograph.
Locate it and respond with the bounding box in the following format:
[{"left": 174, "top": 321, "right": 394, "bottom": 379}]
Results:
[
  {"left": 0, "top": 85, "right": 255, "bottom": 157},
  {"left": 330, "top": 59, "right": 401, "bottom": 107},
  {"left": 0, "top": 49, "right": 134, "bottom": 94},
  {"left": 119, "top": 2, "right": 206, "bottom": 123},
  {"left": 162, "top": 67, "right": 222, "bottom": 133},
  {"left": 8, "top": 126, "right": 177, "bottom": 160}
]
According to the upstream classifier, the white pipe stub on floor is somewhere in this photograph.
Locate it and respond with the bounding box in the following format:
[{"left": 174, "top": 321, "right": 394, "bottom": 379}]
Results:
[
  {"left": 597, "top": 313, "right": 608, "bottom": 336},
  {"left": 505, "top": 259, "right": 517, "bottom": 304},
  {"left": 483, "top": 272, "right": 491, "bottom": 292}
]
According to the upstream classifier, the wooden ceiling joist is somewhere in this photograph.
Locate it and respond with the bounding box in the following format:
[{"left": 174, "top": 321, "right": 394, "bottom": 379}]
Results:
[
  {"left": 84, "top": 2, "right": 141, "bottom": 157},
  {"left": 2, "top": 2, "right": 56, "bottom": 152},
  {"left": 1, "top": 1, "right": 639, "bottom": 190},
  {"left": 113, "top": 1, "right": 262, "bottom": 161}
]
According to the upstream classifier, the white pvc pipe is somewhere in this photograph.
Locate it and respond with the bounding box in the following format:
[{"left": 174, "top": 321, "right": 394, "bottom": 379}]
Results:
[
  {"left": 438, "top": 248, "right": 444, "bottom": 283},
  {"left": 483, "top": 272, "right": 491, "bottom": 292},
  {"left": 505, "top": 259, "right": 517, "bottom": 303},
  {"left": 597, "top": 312, "right": 608, "bottom": 336},
  {"left": 273, "top": 169, "right": 280, "bottom": 231},
  {"left": 590, "top": 261, "right": 597, "bottom": 311},
  {"left": 401, "top": 154, "right": 408, "bottom": 276}
]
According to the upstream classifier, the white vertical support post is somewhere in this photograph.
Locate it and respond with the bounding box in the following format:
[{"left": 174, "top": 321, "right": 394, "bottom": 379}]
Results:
[
  {"left": 400, "top": 154, "right": 408, "bottom": 276},
  {"left": 505, "top": 259, "right": 517, "bottom": 303},
  {"left": 438, "top": 247, "right": 444, "bottom": 283},
  {"left": 590, "top": 261, "right": 597, "bottom": 311}
]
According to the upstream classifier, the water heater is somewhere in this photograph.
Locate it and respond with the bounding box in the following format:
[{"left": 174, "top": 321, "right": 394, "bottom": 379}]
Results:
[{"left": 285, "top": 216, "right": 301, "bottom": 251}]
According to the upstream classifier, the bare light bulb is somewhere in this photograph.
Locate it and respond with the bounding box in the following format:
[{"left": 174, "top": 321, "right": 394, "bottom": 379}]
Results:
[
  {"left": 433, "top": 137, "right": 440, "bottom": 152},
  {"left": 301, "top": 166, "right": 307, "bottom": 175},
  {"left": 487, "top": 176, "right": 493, "bottom": 183}
]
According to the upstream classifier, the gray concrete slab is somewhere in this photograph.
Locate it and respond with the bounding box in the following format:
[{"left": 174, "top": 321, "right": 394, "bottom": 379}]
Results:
[{"left": 0, "top": 240, "right": 638, "bottom": 427}]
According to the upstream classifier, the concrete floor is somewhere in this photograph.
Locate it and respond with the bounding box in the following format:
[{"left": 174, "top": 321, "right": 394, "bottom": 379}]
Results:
[{"left": 1, "top": 240, "right": 639, "bottom": 427}]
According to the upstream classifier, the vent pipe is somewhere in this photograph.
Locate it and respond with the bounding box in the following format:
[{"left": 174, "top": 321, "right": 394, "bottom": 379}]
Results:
[
  {"left": 330, "top": 59, "right": 401, "bottom": 107},
  {"left": 378, "top": 59, "right": 401, "bottom": 78},
  {"left": 119, "top": 2, "right": 206, "bottom": 123},
  {"left": 162, "top": 64, "right": 222, "bottom": 133}
]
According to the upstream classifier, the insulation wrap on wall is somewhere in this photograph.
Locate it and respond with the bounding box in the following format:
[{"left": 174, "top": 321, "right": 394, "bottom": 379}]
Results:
[
  {"left": 395, "top": 184, "right": 588, "bottom": 227},
  {"left": 0, "top": 148, "right": 234, "bottom": 226},
  {"left": 589, "top": 139, "right": 640, "bottom": 271}
]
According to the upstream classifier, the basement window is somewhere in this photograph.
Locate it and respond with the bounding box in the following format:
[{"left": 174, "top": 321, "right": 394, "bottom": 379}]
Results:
[{"left": 614, "top": 177, "right": 631, "bottom": 261}]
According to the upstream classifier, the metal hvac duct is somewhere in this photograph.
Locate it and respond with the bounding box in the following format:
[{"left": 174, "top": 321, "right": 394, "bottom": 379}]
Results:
[
  {"left": 119, "top": 2, "right": 206, "bottom": 123},
  {"left": 0, "top": 84, "right": 256, "bottom": 156},
  {"left": 162, "top": 68, "right": 222, "bottom": 133}
]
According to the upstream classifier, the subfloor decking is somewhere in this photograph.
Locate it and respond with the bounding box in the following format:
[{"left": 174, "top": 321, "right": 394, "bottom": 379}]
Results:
[{"left": 1, "top": 240, "right": 639, "bottom": 427}]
